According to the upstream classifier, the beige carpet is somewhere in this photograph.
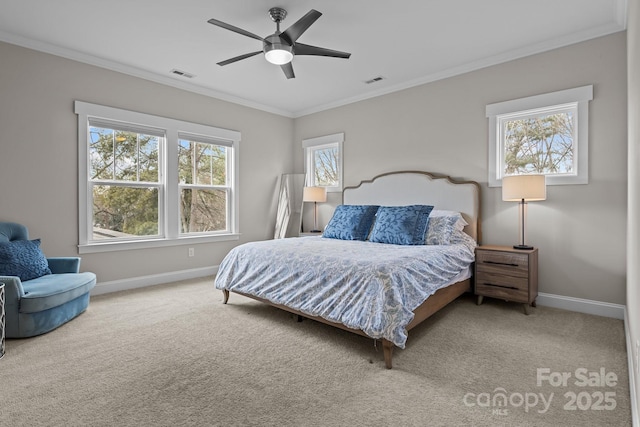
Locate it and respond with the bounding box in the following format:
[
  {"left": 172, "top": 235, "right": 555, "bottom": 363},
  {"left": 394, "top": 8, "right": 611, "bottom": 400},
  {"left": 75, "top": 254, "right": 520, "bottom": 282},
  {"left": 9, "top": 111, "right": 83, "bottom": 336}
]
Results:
[{"left": 0, "top": 278, "right": 631, "bottom": 426}]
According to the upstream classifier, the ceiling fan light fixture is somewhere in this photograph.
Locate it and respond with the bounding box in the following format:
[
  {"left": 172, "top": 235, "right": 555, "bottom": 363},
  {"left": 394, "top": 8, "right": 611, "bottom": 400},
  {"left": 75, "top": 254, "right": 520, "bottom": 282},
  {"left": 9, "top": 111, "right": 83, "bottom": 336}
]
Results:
[
  {"left": 264, "top": 43, "right": 293, "bottom": 65},
  {"left": 209, "top": 8, "right": 350, "bottom": 78}
]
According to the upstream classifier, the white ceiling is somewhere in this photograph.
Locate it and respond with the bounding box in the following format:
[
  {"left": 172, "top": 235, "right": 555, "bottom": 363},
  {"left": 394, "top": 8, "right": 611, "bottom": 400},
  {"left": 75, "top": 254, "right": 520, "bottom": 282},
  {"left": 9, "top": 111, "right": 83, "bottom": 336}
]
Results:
[{"left": 0, "top": 0, "right": 627, "bottom": 117}]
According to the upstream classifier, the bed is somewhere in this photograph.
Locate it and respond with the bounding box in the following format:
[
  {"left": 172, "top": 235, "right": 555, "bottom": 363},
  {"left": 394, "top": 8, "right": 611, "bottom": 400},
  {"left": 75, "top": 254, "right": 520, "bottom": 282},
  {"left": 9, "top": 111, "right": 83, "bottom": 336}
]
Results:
[{"left": 215, "top": 171, "right": 481, "bottom": 368}]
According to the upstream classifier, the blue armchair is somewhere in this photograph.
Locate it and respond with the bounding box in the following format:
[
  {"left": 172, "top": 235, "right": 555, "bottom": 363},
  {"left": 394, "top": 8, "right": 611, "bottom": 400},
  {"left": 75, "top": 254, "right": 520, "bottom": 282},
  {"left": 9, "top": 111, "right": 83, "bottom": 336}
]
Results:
[{"left": 0, "top": 222, "right": 96, "bottom": 338}]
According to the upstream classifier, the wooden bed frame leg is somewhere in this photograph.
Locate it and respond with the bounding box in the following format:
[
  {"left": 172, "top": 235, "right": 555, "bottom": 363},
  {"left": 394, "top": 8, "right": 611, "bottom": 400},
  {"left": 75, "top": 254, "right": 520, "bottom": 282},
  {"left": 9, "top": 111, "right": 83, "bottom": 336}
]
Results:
[
  {"left": 222, "top": 289, "right": 229, "bottom": 304},
  {"left": 382, "top": 339, "right": 394, "bottom": 369}
]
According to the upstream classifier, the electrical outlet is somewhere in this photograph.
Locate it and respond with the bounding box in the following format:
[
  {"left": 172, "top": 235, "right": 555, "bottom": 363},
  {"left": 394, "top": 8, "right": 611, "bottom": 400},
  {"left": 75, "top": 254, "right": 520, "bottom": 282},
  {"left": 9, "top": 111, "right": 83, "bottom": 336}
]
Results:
[{"left": 188, "top": 247, "right": 195, "bottom": 257}]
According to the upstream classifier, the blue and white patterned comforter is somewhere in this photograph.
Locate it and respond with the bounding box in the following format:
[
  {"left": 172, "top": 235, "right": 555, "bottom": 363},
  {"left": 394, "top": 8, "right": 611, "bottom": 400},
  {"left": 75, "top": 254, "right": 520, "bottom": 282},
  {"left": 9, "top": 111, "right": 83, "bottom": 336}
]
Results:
[{"left": 214, "top": 236, "right": 475, "bottom": 348}]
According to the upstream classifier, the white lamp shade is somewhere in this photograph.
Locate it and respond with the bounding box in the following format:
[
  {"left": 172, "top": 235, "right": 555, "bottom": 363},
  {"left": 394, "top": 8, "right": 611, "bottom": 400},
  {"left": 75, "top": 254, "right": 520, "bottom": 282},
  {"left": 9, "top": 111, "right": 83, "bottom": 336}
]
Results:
[
  {"left": 303, "top": 186, "right": 327, "bottom": 203},
  {"left": 502, "top": 175, "right": 546, "bottom": 201}
]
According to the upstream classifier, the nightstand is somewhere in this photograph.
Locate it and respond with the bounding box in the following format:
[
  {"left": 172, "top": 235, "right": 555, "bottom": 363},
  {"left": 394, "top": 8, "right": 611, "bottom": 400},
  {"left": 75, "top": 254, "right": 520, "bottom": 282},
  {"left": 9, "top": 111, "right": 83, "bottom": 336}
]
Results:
[
  {"left": 475, "top": 245, "right": 538, "bottom": 315},
  {"left": 299, "top": 231, "right": 322, "bottom": 237}
]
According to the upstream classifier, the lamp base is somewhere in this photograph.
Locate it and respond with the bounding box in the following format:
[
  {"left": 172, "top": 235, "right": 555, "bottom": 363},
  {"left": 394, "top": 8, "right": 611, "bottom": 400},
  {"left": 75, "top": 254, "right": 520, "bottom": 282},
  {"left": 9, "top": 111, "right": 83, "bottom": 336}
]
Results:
[{"left": 513, "top": 244, "right": 534, "bottom": 250}]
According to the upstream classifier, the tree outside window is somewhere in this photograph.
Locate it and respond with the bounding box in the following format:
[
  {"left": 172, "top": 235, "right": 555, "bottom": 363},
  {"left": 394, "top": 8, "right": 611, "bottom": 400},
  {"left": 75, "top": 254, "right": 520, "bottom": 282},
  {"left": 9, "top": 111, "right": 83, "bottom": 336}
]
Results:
[
  {"left": 311, "top": 146, "right": 339, "bottom": 187},
  {"left": 303, "top": 133, "right": 344, "bottom": 192},
  {"left": 76, "top": 101, "right": 240, "bottom": 253},
  {"left": 501, "top": 107, "right": 575, "bottom": 177},
  {"left": 89, "top": 127, "right": 161, "bottom": 239},
  {"left": 178, "top": 138, "right": 229, "bottom": 234},
  {"left": 486, "top": 85, "right": 592, "bottom": 186}
]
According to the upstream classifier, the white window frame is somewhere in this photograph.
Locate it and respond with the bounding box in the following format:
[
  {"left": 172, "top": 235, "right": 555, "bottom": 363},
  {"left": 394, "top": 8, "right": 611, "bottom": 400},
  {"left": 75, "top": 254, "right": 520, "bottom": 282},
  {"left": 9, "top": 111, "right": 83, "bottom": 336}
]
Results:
[
  {"left": 302, "top": 132, "right": 344, "bottom": 192},
  {"left": 486, "top": 85, "right": 593, "bottom": 187},
  {"left": 177, "top": 132, "right": 233, "bottom": 236},
  {"left": 75, "top": 101, "right": 240, "bottom": 253}
]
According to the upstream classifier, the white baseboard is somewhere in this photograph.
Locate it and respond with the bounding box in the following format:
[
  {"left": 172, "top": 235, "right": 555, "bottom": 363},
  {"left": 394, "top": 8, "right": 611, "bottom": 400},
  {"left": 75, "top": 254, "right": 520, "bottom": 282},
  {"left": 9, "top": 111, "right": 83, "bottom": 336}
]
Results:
[
  {"left": 625, "top": 308, "right": 640, "bottom": 427},
  {"left": 93, "top": 275, "right": 626, "bottom": 317},
  {"left": 536, "top": 292, "right": 625, "bottom": 319},
  {"left": 93, "top": 276, "right": 624, "bottom": 318},
  {"left": 90, "top": 265, "right": 219, "bottom": 296}
]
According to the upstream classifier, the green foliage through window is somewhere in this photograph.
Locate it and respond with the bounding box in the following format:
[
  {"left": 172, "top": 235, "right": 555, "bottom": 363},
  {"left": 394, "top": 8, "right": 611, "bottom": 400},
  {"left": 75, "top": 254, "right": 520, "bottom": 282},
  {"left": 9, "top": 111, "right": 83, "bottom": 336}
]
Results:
[
  {"left": 90, "top": 128, "right": 159, "bottom": 182},
  {"left": 92, "top": 186, "right": 159, "bottom": 239},
  {"left": 178, "top": 139, "right": 226, "bottom": 185},
  {"left": 77, "top": 100, "right": 240, "bottom": 248},
  {"left": 180, "top": 188, "right": 226, "bottom": 233},
  {"left": 89, "top": 126, "right": 161, "bottom": 239},
  {"left": 178, "top": 138, "right": 228, "bottom": 234}
]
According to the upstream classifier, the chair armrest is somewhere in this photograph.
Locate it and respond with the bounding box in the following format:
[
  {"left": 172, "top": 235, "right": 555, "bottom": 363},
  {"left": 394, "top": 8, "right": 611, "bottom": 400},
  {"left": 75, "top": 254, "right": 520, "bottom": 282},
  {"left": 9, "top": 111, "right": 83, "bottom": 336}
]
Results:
[
  {"left": 47, "top": 257, "right": 81, "bottom": 274},
  {"left": 0, "top": 275, "right": 26, "bottom": 299}
]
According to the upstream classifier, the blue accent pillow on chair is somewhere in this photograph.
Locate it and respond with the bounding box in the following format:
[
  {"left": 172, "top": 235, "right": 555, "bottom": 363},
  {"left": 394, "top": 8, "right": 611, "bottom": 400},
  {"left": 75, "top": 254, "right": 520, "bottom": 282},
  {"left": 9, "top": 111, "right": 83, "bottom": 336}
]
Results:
[
  {"left": 323, "top": 205, "right": 380, "bottom": 240},
  {"left": 369, "top": 205, "right": 434, "bottom": 245},
  {"left": 0, "top": 238, "right": 52, "bottom": 281}
]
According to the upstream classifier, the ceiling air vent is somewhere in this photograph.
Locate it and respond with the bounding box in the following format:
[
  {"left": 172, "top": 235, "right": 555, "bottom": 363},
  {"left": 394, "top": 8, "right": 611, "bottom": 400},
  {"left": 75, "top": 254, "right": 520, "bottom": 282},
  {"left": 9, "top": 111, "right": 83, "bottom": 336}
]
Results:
[
  {"left": 170, "top": 69, "right": 195, "bottom": 79},
  {"left": 364, "top": 76, "right": 385, "bottom": 84}
]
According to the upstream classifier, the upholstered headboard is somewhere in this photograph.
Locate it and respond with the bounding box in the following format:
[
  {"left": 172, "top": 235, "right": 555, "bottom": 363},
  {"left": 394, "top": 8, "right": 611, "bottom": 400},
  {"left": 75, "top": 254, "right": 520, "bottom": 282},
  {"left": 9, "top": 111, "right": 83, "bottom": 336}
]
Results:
[{"left": 342, "top": 171, "right": 481, "bottom": 242}]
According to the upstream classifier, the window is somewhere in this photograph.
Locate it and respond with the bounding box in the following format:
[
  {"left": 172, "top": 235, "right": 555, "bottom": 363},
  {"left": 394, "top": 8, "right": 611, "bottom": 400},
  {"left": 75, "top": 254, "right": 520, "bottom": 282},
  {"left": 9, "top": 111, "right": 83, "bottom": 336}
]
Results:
[
  {"left": 75, "top": 101, "right": 240, "bottom": 253},
  {"left": 303, "top": 133, "right": 344, "bottom": 192},
  {"left": 486, "top": 85, "right": 593, "bottom": 186},
  {"left": 88, "top": 121, "right": 163, "bottom": 241},
  {"left": 178, "top": 134, "right": 230, "bottom": 234}
]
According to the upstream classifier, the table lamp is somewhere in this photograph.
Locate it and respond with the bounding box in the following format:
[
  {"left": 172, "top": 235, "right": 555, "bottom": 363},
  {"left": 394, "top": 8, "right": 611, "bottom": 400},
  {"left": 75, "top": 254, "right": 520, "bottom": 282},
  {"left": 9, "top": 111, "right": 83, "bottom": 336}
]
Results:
[
  {"left": 303, "top": 186, "right": 327, "bottom": 232},
  {"left": 502, "top": 174, "right": 546, "bottom": 250}
]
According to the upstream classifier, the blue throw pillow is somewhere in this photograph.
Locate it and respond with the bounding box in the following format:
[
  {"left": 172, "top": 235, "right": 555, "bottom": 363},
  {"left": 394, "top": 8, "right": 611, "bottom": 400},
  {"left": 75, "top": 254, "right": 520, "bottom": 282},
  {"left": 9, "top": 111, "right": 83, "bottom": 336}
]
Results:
[
  {"left": 323, "top": 205, "right": 380, "bottom": 241},
  {"left": 0, "top": 239, "right": 52, "bottom": 281},
  {"left": 369, "top": 205, "right": 434, "bottom": 245}
]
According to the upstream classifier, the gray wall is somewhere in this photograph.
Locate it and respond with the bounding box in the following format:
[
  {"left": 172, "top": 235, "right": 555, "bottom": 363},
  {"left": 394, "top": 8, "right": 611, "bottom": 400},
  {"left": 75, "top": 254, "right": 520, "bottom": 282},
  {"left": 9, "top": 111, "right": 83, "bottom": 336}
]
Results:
[
  {"left": 0, "top": 41, "right": 294, "bottom": 283},
  {"left": 294, "top": 32, "right": 628, "bottom": 305},
  {"left": 626, "top": 0, "right": 640, "bottom": 416},
  {"left": 0, "top": 32, "right": 629, "bottom": 306}
]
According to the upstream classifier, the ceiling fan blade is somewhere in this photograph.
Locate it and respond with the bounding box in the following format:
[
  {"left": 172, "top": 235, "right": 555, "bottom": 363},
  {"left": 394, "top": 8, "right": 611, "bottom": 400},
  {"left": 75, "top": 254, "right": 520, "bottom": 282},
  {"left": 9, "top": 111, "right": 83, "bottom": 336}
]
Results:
[
  {"left": 294, "top": 43, "right": 351, "bottom": 59},
  {"left": 217, "top": 51, "right": 263, "bottom": 66},
  {"left": 281, "top": 9, "right": 322, "bottom": 44},
  {"left": 280, "top": 62, "right": 295, "bottom": 79},
  {"left": 207, "top": 18, "right": 266, "bottom": 42}
]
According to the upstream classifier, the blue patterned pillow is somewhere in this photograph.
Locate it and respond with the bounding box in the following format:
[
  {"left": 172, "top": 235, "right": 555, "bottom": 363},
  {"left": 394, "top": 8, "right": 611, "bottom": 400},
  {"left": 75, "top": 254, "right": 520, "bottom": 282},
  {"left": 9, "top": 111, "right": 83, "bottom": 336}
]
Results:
[
  {"left": 369, "top": 205, "right": 434, "bottom": 245},
  {"left": 323, "top": 205, "right": 380, "bottom": 241},
  {"left": 0, "top": 239, "right": 51, "bottom": 281}
]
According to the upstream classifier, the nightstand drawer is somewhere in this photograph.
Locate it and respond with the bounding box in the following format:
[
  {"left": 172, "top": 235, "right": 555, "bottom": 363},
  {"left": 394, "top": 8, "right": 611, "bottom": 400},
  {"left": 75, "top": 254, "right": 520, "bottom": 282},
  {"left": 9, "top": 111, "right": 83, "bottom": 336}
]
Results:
[
  {"left": 476, "top": 250, "right": 529, "bottom": 278},
  {"left": 476, "top": 271, "right": 529, "bottom": 290},
  {"left": 476, "top": 283, "right": 529, "bottom": 303},
  {"left": 474, "top": 245, "right": 538, "bottom": 313}
]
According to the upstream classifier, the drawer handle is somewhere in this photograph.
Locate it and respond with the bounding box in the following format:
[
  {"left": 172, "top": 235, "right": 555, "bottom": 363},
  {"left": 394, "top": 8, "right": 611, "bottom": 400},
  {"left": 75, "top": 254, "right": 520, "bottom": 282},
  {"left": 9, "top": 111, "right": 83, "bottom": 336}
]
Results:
[
  {"left": 483, "top": 260, "right": 519, "bottom": 267},
  {"left": 482, "top": 283, "right": 518, "bottom": 290}
]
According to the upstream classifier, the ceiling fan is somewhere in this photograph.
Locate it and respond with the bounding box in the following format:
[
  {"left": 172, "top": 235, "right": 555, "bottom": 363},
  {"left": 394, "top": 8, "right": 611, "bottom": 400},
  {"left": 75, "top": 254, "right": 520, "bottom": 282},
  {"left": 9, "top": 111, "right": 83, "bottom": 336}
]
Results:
[{"left": 207, "top": 7, "right": 351, "bottom": 79}]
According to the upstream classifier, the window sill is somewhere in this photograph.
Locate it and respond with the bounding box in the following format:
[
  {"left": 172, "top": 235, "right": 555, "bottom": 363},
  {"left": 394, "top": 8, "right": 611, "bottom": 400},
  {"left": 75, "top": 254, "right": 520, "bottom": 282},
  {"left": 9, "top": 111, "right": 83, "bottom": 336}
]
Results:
[
  {"left": 488, "top": 174, "right": 588, "bottom": 187},
  {"left": 78, "top": 233, "right": 240, "bottom": 254}
]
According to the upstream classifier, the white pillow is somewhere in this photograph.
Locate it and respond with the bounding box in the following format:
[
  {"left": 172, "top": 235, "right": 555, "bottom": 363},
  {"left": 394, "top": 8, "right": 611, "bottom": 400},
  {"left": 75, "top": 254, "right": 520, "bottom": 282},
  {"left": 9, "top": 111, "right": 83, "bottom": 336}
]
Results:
[
  {"left": 449, "top": 227, "right": 477, "bottom": 251},
  {"left": 425, "top": 210, "right": 468, "bottom": 245}
]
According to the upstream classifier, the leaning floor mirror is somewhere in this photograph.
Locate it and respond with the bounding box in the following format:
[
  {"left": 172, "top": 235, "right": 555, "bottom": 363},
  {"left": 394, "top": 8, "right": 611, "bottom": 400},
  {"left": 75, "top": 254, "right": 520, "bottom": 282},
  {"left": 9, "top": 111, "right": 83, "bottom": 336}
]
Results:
[{"left": 274, "top": 173, "right": 305, "bottom": 239}]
